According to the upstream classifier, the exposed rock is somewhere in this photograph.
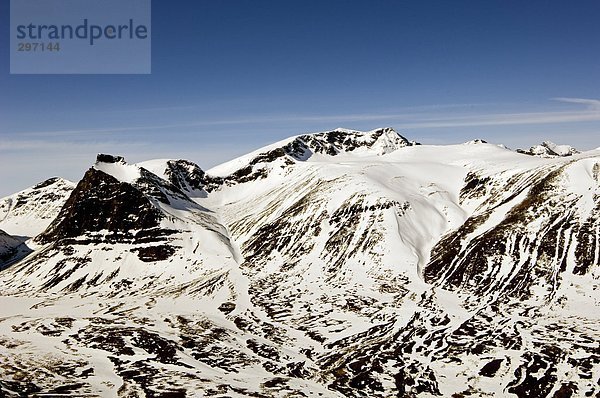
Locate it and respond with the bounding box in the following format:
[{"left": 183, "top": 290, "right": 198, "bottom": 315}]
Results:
[
  {"left": 0, "top": 229, "right": 22, "bottom": 264},
  {"left": 518, "top": 141, "right": 580, "bottom": 157},
  {"left": 37, "top": 168, "right": 166, "bottom": 244},
  {"left": 96, "top": 154, "right": 125, "bottom": 164}
]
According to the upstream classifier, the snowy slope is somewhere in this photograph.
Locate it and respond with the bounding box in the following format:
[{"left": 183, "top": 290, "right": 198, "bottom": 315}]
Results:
[
  {"left": 1, "top": 154, "right": 242, "bottom": 297},
  {"left": 207, "top": 127, "right": 416, "bottom": 178},
  {"left": 0, "top": 177, "right": 75, "bottom": 237},
  {"left": 0, "top": 129, "right": 598, "bottom": 398},
  {"left": 201, "top": 136, "right": 599, "bottom": 397}
]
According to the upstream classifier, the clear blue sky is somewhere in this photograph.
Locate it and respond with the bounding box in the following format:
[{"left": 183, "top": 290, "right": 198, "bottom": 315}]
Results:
[{"left": 1, "top": 0, "right": 599, "bottom": 196}]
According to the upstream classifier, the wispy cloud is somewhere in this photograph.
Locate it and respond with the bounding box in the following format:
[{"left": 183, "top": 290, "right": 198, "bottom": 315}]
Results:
[
  {"left": 399, "top": 110, "right": 600, "bottom": 129},
  {"left": 1, "top": 113, "right": 430, "bottom": 138},
  {"left": 104, "top": 101, "right": 488, "bottom": 114},
  {"left": 3, "top": 98, "right": 600, "bottom": 138},
  {"left": 552, "top": 97, "right": 600, "bottom": 110},
  {"left": 0, "top": 138, "right": 151, "bottom": 152},
  {"left": 401, "top": 98, "right": 600, "bottom": 129}
]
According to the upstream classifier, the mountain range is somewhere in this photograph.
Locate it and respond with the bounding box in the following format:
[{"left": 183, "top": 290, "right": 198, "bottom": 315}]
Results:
[{"left": 0, "top": 128, "right": 597, "bottom": 398}]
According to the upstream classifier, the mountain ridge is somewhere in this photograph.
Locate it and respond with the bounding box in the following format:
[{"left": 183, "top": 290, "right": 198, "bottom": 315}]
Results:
[{"left": 0, "top": 128, "right": 598, "bottom": 397}]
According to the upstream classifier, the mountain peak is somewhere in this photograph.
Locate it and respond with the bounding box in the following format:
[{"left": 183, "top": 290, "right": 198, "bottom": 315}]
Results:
[
  {"left": 137, "top": 159, "right": 207, "bottom": 196},
  {"left": 37, "top": 167, "right": 166, "bottom": 244},
  {"left": 464, "top": 139, "right": 488, "bottom": 145},
  {"left": 93, "top": 154, "right": 141, "bottom": 184},
  {"left": 96, "top": 153, "right": 125, "bottom": 164},
  {"left": 294, "top": 127, "right": 416, "bottom": 157},
  {"left": 518, "top": 141, "right": 580, "bottom": 157},
  {"left": 207, "top": 128, "right": 417, "bottom": 180},
  {"left": 0, "top": 177, "right": 76, "bottom": 237}
]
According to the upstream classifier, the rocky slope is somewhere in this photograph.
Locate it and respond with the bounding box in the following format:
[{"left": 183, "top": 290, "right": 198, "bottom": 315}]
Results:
[{"left": 0, "top": 128, "right": 597, "bottom": 398}]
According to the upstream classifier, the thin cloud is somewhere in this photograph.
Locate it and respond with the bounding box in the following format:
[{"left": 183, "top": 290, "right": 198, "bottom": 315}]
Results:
[
  {"left": 105, "top": 101, "right": 488, "bottom": 114},
  {"left": 4, "top": 99, "right": 600, "bottom": 137},
  {"left": 552, "top": 97, "right": 600, "bottom": 110},
  {"left": 0, "top": 139, "right": 151, "bottom": 152},
  {"left": 1, "top": 113, "right": 426, "bottom": 137},
  {"left": 399, "top": 110, "right": 600, "bottom": 129}
]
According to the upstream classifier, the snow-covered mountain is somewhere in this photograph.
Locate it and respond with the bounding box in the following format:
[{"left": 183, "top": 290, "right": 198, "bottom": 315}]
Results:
[
  {"left": 0, "top": 128, "right": 598, "bottom": 398},
  {"left": 518, "top": 141, "right": 580, "bottom": 158},
  {"left": 0, "top": 177, "right": 75, "bottom": 237},
  {"left": 2, "top": 153, "right": 244, "bottom": 297}
]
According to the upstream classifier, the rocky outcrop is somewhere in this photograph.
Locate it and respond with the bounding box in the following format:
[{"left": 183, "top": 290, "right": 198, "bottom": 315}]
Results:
[
  {"left": 517, "top": 141, "right": 580, "bottom": 157},
  {"left": 37, "top": 168, "right": 169, "bottom": 245}
]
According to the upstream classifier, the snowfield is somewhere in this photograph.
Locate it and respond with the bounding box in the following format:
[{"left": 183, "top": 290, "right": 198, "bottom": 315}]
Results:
[{"left": 0, "top": 128, "right": 598, "bottom": 397}]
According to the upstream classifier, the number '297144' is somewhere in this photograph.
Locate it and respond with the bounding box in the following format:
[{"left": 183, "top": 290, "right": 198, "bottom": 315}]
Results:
[{"left": 17, "top": 42, "right": 60, "bottom": 51}]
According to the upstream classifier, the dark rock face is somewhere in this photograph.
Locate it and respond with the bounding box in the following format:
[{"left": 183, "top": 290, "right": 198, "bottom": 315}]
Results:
[
  {"left": 0, "top": 230, "right": 23, "bottom": 265},
  {"left": 37, "top": 168, "right": 167, "bottom": 244},
  {"left": 96, "top": 154, "right": 125, "bottom": 164},
  {"left": 459, "top": 172, "right": 492, "bottom": 203},
  {"left": 574, "top": 199, "right": 600, "bottom": 275},
  {"left": 131, "top": 245, "right": 176, "bottom": 262},
  {"left": 479, "top": 358, "right": 503, "bottom": 377},
  {"left": 163, "top": 160, "right": 206, "bottom": 193},
  {"left": 31, "top": 177, "right": 64, "bottom": 190}
]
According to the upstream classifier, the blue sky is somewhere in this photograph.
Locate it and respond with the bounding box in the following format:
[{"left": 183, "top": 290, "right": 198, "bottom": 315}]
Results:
[{"left": 1, "top": 0, "right": 599, "bottom": 196}]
